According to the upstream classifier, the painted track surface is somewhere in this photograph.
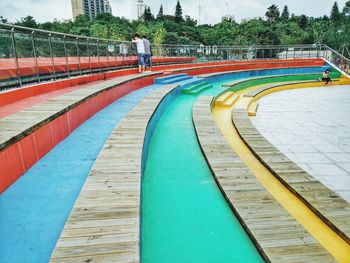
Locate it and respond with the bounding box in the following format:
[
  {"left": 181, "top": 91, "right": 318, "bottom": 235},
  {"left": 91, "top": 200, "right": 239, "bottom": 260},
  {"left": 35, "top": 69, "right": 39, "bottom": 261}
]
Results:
[
  {"left": 141, "top": 81, "right": 263, "bottom": 263},
  {"left": 0, "top": 84, "right": 158, "bottom": 263}
]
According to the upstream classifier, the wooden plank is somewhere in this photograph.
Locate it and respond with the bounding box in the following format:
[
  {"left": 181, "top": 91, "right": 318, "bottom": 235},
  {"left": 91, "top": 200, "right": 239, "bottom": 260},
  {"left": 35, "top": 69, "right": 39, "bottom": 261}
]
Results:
[
  {"left": 49, "top": 84, "right": 178, "bottom": 263},
  {"left": 233, "top": 108, "right": 350, "bottom": 244},
  {"left": 0, "top": 72, "right": 160, "bottom": 151},
  {"left": 192, "top": 96, "right": 335, "bottom": 262}
]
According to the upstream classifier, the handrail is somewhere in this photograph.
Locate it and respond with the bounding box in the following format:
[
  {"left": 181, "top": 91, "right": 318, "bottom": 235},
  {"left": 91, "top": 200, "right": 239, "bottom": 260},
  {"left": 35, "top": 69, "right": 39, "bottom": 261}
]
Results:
[
  {"left": 1, "top": 22, "right": 349, "bottom": 90},
  {"left": 0, "top": 23, "right": 331, "bottom": 50},
  {"left": 323, "top": 44, "right": 350, "bottom": 63}
]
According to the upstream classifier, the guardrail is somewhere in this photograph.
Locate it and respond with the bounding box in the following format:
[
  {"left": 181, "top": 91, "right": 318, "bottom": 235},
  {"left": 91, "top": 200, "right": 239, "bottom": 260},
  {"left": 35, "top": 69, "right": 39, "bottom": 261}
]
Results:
[{"left": 0, "top": 23, "right": 349, "bottom": 89}]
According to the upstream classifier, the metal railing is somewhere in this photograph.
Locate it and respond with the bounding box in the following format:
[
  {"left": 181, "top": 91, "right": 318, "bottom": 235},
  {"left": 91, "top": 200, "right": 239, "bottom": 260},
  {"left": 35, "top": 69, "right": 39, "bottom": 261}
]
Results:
[{"left": 0, "top": 22, "right": 349, "bottom": 90}]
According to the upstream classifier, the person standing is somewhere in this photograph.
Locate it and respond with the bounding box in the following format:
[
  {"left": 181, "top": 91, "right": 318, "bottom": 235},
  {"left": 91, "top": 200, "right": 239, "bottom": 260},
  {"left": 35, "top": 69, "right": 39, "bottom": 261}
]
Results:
[
  {"left": 131, "top": 34, "right": 145, "bottom": 73},
  {"left": 142, "top": 36, "right": 152, "bottom": 72}
]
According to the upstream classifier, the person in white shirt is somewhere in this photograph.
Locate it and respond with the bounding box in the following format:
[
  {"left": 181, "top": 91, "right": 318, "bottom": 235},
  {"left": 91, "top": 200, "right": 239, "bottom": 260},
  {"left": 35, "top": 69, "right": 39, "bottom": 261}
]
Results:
[{"left": 131, "top": 34, "right": 145, "bottom": 73}]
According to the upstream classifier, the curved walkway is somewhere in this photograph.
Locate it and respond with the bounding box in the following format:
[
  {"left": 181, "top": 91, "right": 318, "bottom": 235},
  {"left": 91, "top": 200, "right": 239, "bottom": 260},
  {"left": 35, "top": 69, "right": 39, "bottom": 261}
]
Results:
[
  {"left": 50, "top": 84, "right": 178, "bottom": 262},
  {"left": 193, "top": 96, "right": 334, "bottom": 262},
  {"left": 210, "top": 79, "right": 350, "bottom": 261}
]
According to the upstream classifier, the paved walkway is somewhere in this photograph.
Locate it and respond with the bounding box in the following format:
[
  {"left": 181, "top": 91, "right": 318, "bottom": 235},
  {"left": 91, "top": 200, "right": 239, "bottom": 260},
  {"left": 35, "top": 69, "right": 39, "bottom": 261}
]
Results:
[{"left": 252, "top": 85, "right": 350, "bottom": 203}]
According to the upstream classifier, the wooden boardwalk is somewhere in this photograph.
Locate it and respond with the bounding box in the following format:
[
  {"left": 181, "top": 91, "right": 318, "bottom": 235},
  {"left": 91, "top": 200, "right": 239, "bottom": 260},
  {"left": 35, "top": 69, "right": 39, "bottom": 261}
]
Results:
[
  {"left": 233, "top": 108, "right": 350, "bottom": 244},
  {"left": 50, "top": 84, "right": 178, "bottom": 262},
  {"left": 0, "top": 72, "right": 158, "bottom": 151},
  {"left": 192, "top": 96, "right": 335, "bottom": 262}
]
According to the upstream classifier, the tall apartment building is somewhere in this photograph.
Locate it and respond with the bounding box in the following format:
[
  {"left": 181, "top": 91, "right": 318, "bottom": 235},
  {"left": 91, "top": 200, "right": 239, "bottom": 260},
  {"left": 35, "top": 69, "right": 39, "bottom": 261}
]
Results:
[
  {"left": 71, "top": 0, "right": 112, "bottom": 20},
  {"left": 137, "top": 0, "right": 146, "bottom": 19}
]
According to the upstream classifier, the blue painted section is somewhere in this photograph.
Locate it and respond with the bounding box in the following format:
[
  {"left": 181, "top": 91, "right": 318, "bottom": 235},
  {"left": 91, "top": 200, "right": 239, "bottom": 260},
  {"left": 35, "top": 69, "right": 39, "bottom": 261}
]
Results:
[
  {"left": 0, "top": 84, "right": 159, "bottom": 263},
  {"left": 154, "top": 73, "right": 192, "bottom": 84},
  {"left": 202, "top": 66, "right": 329, "bottom": 83}
]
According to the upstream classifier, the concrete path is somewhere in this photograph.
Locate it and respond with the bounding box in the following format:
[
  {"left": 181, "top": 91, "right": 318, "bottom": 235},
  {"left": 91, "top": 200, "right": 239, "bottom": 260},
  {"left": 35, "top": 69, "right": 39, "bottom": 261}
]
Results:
[{"left": 252, "top": 85, "right": 350, "bottom": 203}]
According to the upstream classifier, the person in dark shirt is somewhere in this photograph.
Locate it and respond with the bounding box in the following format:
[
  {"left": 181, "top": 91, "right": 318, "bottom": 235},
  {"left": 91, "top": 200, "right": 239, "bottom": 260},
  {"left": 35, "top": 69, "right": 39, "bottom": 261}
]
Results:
[
  {"left": 142, "top": 36, "right": 152, "bottom": 72},
  {"left": 321, "top": 69, "right": 333, "bottom": 85}
]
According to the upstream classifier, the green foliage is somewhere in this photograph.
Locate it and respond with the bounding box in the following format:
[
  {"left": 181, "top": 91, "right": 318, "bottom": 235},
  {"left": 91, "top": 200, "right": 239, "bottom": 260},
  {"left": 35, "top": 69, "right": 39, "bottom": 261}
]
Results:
[
  {"left": 331, "top": 2, "right": 341, "bottom": 24},
  {"left": 343, "top": 1, "right": 350, "bottom": 16},
  {"left": 175, "top": 1, "right": 183, "bottom": 22},
  {"left": 4, "top": 1, "right": 350, "bottom": 54},
  {"left": 265, "top": 4, "right": 280, "bottom": 23},
  {"left": 281, "top": 6, "right": 290, "bottom": 20},
  {"left": 90, "top": 23, "right": 108, "bottom": 38},
  {"left": 15, "top": 16, "right": 38, "bottom": 28},
  {"left": 143, "top": 7, "right": 154, "bottom": 21},
  {"left": 157, "top": 5, "right": 164, "bottom": 20},
  {"left": 0, "top": 16, "right": 8, "bottom": 23}
]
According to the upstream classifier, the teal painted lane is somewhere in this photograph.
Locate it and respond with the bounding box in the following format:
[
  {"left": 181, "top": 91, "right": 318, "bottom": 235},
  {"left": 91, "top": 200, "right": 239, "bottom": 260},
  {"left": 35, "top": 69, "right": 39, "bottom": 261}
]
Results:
[{"left": 141, "top": 80, "right": 263, "bottom": 263}]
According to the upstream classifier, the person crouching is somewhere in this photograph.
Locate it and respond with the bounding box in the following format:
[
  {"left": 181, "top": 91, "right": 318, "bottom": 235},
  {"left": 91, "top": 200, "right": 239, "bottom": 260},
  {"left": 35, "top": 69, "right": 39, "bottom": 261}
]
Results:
[{"left": 322, "top": 69, "right": 333, "bottom": 85}]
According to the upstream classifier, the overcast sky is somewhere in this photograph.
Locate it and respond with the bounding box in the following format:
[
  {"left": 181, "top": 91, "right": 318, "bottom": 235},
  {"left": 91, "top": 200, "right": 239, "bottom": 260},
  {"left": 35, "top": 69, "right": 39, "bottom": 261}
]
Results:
[{"left": 0, "top": 0, "right": 348, "bottom": 24}]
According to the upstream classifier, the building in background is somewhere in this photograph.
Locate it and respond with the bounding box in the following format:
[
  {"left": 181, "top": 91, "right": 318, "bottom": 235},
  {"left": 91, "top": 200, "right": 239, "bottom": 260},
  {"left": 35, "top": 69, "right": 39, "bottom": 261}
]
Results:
[
  {"left": 103, "top": 0, "right": 112, "bottom": 14},
  {"left": 137, "top": 0, "right": 146, "bottom": 19},
  {"left": 221, "top": 15, "right": 235, "bottom": 22},
  {"left": 71, "top": 0, "right": 112, "bottom": 20}
]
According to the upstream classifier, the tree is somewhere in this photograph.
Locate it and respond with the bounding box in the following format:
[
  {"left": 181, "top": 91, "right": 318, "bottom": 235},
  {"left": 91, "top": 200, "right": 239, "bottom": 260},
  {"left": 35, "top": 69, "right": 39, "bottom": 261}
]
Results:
[
  {"left": 175, "top": 1, "right": 183, "bottom": 22},
  {"left": 298, "top": 15, "right": 308, "bottom": 29},
  {"left": 153, "top": 26, "right": 165, "bottom": 56},
  {"left": 0, "top": 16, "right": 8, "bottom": 23},
  {"left": 265, "top": 4, "right": 280, "bottom": 23},
  {"left": 342, "top": 1, "right": 350, "bottom": 16},
  {"left": 157, "top": 4, "right": 164, "bottom": 20},
  {"left": 90, "top": 23, "right": 108, "bottom": 38},
  {"left": 16, "top": 16, "right": 38, "bottom": 28},
  {"left": 143, "top": 7, "right": 154, "bottom": 21},
  {"left": 330, "top": 2, "right": 341, "bottom": 24},
  {"left": 281, "top": 5, "right": 290, "bottom": 20}
]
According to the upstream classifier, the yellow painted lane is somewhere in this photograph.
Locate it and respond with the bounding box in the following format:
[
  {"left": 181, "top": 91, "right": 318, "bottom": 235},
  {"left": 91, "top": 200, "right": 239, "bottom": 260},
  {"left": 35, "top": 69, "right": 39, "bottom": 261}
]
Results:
[{"left": 212, "top": 82, "right": 350, "bottom": 262}]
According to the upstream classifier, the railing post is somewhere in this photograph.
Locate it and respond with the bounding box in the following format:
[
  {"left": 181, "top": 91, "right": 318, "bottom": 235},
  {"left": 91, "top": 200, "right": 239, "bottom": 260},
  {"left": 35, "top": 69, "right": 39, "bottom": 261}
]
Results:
[
  {"left": 76, "top": 37, "right": 82, "bottom": 76},
  {"left": 97, "top": 40, "right": 102, "bottom": 73},
  {"left": 30, "top": 31, "right": 40, "bottom": 83},
  {"left": 87, "top": 40, "right": 92, "bottom": 74},
  {"left": 48, "top": 34, "right": 56, "bottom": 80},
  {"left": 63, "top": 36, "right": 70, "bottom": 78},
  {"left": 10, "top": 29, "right": 22, "bottom": 87},
  {"left": 106, "top": 41, "right": 109, "bottom": 71},
  {"left": 113, "top": 41, "right": 117, "bottom": 69}
]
